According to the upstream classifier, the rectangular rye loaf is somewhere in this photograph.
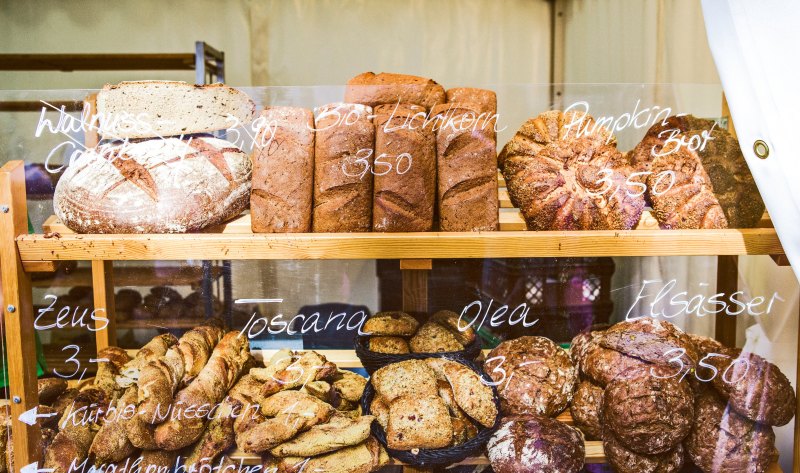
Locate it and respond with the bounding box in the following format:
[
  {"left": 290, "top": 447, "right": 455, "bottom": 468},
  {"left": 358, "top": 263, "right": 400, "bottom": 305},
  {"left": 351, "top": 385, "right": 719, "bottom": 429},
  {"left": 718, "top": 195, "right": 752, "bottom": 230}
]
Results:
[
  {"left": 313, "top": 103, "right": 375, "bottom": 232},
  {"left": 251, "top": 107, "right": 315, "bottom": 232},
  {"left": 345, "top": 72, "right": 446, "bottom": 111},
  {"left": 96, "top": 81, "right": 255, "bottom": 139},
  {"left": 373, "top": 103, "right": 436, "bottom": 232},
  {"left": 432, "top": 104, "right": 499, "bottom": 231}
]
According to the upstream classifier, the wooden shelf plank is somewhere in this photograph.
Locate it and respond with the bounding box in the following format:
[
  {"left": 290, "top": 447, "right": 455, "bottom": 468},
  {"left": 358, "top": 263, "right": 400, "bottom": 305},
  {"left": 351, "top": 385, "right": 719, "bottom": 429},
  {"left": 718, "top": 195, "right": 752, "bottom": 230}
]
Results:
[
  {"left": 17, "top": 217, "right": 785, "bottom": 260},
  {"left": 0, "top": 53, "right": 195, "bottom": 71},
  {"left": 30, "top": 265, "right": 223, "bottom": 288}
]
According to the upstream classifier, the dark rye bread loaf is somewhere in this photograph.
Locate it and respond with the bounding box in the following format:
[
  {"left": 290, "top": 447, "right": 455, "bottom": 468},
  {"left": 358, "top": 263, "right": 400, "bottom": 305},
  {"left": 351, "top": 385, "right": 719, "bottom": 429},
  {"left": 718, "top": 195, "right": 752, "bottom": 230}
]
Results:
[
  {"left": 602, "top": 366, "right": 694, "bottom": 455},
  {"left": 432, "top": 103, "right": 499, "bottom": 232},
  {"left": 487, "top": 415, "right": 585, "bottom": 473},
  {"left": 372, "top": 103, "right": 436, "bottom": 232},
  {"left": 710, "top": 351, "right": 796, "bottom": 426},
  {"left": 685, "top": 390, "right": 778, "bottom": 473},
  {"left": 599, "top": 318, "right": 699, "bottom": 368},
  {"left": 313, "top": 103, "right": 375, "bottom": 232},
  {"left": 570, "top": 380, "right": 603, "bottom": 440},
  {"left": 486, "top": 336, "right": 577, "bottom": 416},
  {"left": 54, "top": 136, "right": 251, "bottom": 233},
  {"left": 580, "top": 334, "right": 650, "bottom": 387},
  {"left": 603, "top": 430, "right": 684, "bottom": 473},
  {"left": 251, "top": 106, "right": 315, "bottom": 233},
  {"left": 345, "top": 72, "right": 446, "bottom": 111}
]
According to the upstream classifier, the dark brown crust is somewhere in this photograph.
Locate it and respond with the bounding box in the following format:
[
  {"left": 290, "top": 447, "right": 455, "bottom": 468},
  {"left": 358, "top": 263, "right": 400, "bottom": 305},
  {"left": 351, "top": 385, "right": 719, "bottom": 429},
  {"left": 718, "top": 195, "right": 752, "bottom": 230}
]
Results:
[
  {"left": 486, "top": 336, "right": 577, "bottom": 416},
  {"left": 372, "top": 103, "right": 436, "bottom": 232},
  {"left": 570, "top": 381, "right": 603, "bottom": 440},
  {"left": 603, "top": 430, "right": 684, "bottom": 473},
  {"left": 313, "top": 102, "right": 375, "bottom": 232},
  {"left": 581, "top": 337, "right": 650, "bottom": 387},
  {"left": 685, "top": 390, "right": 777, "bottom": 473},
  {"left": 38, "top": 378, "right": 68, "bottom": 405},
  {"left": 251, "top": 106, "right": 315, "bottom": 233},
  {"left": 602, "top": 366, "right": 694, "bottom": 455},
  {"left": 599, "top": 318, "right": 699, "bottom": 369},
  {"left": 345, "top": 72, "right": 446, "bottom": 111},
  {"left": 710, "top": 351, "right": 796, "bottom": 426},
  {"left": 501, "top": 110, "right": 644, "bottom": 230},
  {"left": 487, "top": 415, "right": 585, "bottom": 473}
]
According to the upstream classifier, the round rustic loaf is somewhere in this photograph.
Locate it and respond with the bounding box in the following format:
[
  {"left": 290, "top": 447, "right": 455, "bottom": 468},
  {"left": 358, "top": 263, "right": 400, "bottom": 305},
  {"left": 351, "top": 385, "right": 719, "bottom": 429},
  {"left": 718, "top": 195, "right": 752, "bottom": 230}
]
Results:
[
  {"left": 570, "top": 380, "right": 603, "bottom": 439},
  {"left": 602, "top": 366, "right": 694, "bottom": 455},
  {"left": 710, "top": 351, "right": 796, "bottom": 426},
  {"left": 628, "top": 115, "right": 764, "bottom": 228},
  {"left": 580, "top": 335, "right": 650, "bottom": 387},
  {"left": 486, "top": 336, "right": 577, "bottom": 416},
  {"left": 685, "top": 390, "right": 777, "bottom": 473},
  {"left": 54, "top": 136, "right": 251, "bottom": 233},
  {"left": 603, "top": 430, "right": 684, "bottom": 473},
  {"left": 487, "top": 415, "right": 585, "bottom": 473},
  {"left": 599, "top": 318, "right": 699, "bottom": 369},
  {"left": 500, "top": 110, "right": 644, "bottom": 230}
]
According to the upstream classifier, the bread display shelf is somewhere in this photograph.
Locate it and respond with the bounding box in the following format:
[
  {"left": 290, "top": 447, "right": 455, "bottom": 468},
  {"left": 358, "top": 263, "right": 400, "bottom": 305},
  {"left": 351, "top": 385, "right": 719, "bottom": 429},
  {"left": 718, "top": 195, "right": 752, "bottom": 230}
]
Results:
[{"left": 30, "top": 264, "right": 223, "bottom": 288}]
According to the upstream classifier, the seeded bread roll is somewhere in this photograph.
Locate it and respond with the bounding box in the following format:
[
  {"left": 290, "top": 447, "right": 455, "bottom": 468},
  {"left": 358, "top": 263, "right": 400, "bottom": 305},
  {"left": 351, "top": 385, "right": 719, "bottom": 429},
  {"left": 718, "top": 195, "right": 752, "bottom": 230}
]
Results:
[
  {"left": 387, "top": 395, "right": 453, "bottom": 449},
  {"left": 570, "top": 380, "right": 603, "bottom": 439},
  {"left": 685, "top": 390, "right": 778, "bottom": 473},
  {"left": 312, "top": 102, "right": 374, "bottom": 232},
  {"left": 486, "top": 336, "right": 577, "bottom": 416},
  {"left": 487, "top": 415, "right": 585, "bottom": 473},
  {"left": 710, "top": 351, "right": 796, "bottom": 426},
  {"left": 372, "top": 359, "right": 438, "bottom": 402},
  {"left": 96, "top": 81, "right": 256, "bottom": 139},
  {"left": 345, "top": 72, "right": 446, "bottom": 111},
  {"left": 363, "top": 311, "right": 419, "bottom": 336},
  {"left": 603, "top": 430, "right": 684, "bottom": 473},
  {"left": 251, "top": 106, "right": 315, "bottom": 232},
  {"left": 372, "top": 103, "right": 436, "bottom": 232},
  {"left": 602, "top": 366, "right": 694, "bottom": 455},
  {"left": 430, "top": 310, "right": 476, "bottom": 346},
  {"left": 431, "top": 103, "right": 499, "bottom": 232},
  {"left": 409, "top": 321, "right": 464, "bottom": 353},
  {"left": 369, "top": 336, "right": 410, "bottom": 354}
]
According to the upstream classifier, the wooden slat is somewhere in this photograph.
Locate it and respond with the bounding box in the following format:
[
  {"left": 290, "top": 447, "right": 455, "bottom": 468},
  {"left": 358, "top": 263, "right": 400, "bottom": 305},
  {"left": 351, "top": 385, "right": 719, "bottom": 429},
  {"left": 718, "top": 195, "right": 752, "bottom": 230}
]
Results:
[
  {"left": 0, "top": 100, "right": 84, "bottom": 112},
  {"left": 715, "top": 255, "right": 739, "bottom": 347},
  {"left": 0, "top": 161, "right": 41, "bottom": 468},
  {"left": 30, "top": 265, "right": 224, "bottom": 288},
  {"left": 399, "top": 259, "right": 433, "bottom": 270},
  {"left": 92, "top": 260, "right": 116, "bottom": 349},
  {"left": 0, "top": 53, "right": 196, "bottom": 71},
  {"left": 21, "top": 260, "right": 57, "bottom": 272}
]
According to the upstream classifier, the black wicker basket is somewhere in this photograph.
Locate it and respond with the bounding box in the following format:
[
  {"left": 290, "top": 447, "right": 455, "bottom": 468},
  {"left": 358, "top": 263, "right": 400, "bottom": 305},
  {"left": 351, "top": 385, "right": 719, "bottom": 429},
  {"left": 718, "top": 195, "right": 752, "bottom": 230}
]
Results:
[
  {"left": 355, "top": 334, "right": 483, "bottom": 375},
  {"left": 360, "top": 357, "right": 501, "bottom": 467}
]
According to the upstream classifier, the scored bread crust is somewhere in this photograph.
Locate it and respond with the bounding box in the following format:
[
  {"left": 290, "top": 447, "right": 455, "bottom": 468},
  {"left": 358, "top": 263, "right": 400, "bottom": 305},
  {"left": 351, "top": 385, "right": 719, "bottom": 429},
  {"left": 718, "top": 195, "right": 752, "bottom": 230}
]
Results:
[
  {"left": 501, "top": 110, "right": 644, "bottom": 230},
  {"left": 570, "top": 381, "right": 604, "bottom": 440},
  {"left": 345, "top": 72, "right": 446, "bottom": 111},
  {"left": 54, "top": 136, "right": 251, "bottom": 233},
  {"left": 603, "top": 430, "right": 684, "bottom": 473},
  {"left": 96, "top": 81, "right": 256, "bottom": 139},
  {"left": 487, "top": 415, "right": 585, "bottom": 473}
]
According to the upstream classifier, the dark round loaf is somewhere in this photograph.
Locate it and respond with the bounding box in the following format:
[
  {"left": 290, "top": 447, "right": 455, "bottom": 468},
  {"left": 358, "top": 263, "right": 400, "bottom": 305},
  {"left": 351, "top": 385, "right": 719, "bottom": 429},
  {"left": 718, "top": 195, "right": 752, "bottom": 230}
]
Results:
[
  {"left": 114, "top": 289, "right": 143, "bottom": 312},
  {"left": 570, "top": 380, "right": 603, "bottom": 440},
  {"left": 710, "top": 351, "right": 796, "bottom": 426},
  {"left": 603, "top": 430, "right": 684, "bottom": 473},
  {"left": 37, "top": 378, "right": 68, "bottom": 406},
  {"left": 685, "top": 390, "right": 777, "bottom": 473},
  {"left": 569, "top": 330, "right": 598, "bottom": 372},
  {"left": 487, "top": 415, "right": 585, "bottom": 473},
  {"left": 486, "top": 336, "right": 577, "bottom": 416},
  {"left": 602, "top": 366, "right": 694, "bottom": 455},
  {"left": 581, "top": 337, "right": 650, "bottom": 387},
  {"left": 599, "top": 318, "right": 698, "bottom": 368}
]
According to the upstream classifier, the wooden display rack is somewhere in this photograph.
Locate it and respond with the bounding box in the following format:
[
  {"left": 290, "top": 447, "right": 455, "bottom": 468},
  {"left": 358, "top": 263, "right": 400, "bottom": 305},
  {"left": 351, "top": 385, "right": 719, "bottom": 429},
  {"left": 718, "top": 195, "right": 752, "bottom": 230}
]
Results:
[{"left": 1, "top": 158, "right": 795, "bottom": 472}]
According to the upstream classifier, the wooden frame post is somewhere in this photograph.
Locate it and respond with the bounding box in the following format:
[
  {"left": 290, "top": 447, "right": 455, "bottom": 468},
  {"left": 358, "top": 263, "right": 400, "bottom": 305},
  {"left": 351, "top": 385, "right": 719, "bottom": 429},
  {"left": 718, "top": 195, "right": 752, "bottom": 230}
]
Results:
[
  {"left": 0, "top": 161, "right": 41, "bottom": 468},
  {"left": 92, "top": 260, "right": 116, "bottom": 349},
  {"left": 400, "top": 259, "right": 431, "bottom": 314}
]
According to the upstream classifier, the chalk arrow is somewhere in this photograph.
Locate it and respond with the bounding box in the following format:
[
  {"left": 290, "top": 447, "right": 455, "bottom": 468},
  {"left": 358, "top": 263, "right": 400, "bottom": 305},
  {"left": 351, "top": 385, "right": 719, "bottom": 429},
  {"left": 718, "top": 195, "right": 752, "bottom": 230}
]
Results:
[
  {"left": 21, "top": 463, "right": 55, "bottom": 473},
  {"left": 18, "top": 406, "right": 58, "bottom": 426}
]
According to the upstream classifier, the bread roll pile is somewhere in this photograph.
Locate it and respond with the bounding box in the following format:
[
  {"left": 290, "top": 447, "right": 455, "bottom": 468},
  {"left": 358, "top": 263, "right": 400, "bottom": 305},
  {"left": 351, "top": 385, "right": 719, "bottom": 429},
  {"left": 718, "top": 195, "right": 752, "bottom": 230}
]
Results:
[
  {"left": 369, "top": 358, "right": 497, "bottom": 451},
  {"left": 54, "top": 81, "right": 254, "bottom": 234},
  {"left": 363, "top": 310, "right": 476, "bottom": 354}
]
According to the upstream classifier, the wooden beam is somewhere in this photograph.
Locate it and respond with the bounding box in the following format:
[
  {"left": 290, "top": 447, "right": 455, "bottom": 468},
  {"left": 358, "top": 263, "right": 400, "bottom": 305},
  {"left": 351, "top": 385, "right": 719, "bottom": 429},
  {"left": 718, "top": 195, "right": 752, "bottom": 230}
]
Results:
[
  {"left": 715, "top": 255, "right": 739, "bottom": 347},
  {"left": 0, "top": 161, "right": 41, "bottom": 468},
  {"left": 21, "top": 260, "right": 57, "bottom": 273},
  {"left": 91, "top": 260, "right": 116, "bottom": 349}
]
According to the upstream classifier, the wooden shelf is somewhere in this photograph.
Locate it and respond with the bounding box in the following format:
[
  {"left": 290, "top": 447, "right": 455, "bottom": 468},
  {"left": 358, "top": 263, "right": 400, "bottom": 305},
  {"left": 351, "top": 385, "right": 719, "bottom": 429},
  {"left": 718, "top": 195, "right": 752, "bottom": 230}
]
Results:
[
  {"left": 30, "top": 265, "right": 223, "bottom": 288},
  {"left": 17, "top": 212, "right": 784, "bottom": 261}
]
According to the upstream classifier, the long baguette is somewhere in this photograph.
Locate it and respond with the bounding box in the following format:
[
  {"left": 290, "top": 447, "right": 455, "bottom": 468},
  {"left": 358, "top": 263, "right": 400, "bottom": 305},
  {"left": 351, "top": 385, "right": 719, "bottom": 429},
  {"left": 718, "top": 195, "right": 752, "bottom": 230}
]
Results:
[{"left": 154, "top": 332, "right": 250, "bottom": 450}]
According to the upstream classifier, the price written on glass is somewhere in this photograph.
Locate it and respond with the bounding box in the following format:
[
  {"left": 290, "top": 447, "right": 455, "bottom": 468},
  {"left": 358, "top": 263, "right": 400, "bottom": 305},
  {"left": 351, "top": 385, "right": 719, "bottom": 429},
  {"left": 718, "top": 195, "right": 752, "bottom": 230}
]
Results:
[
  {"left": 586, "top": 169, "right": 676, "bottom": 198},
  {"left": 341, "top": 149, "right": 412, "bottom": 180},
  {"left": 652, "top": 347, "right": 750, "bottom": 385}
]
